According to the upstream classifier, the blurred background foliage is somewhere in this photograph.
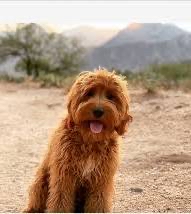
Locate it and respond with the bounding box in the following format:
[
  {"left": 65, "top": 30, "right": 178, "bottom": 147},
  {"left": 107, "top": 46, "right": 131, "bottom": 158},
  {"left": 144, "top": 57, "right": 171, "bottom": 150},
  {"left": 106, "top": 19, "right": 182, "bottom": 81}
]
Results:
[
  {"left": 0, "top": 23, "right": 191, "bottom": 92},
  {"left": 0, "top": 23, "right": 85, "bottom": 87}
]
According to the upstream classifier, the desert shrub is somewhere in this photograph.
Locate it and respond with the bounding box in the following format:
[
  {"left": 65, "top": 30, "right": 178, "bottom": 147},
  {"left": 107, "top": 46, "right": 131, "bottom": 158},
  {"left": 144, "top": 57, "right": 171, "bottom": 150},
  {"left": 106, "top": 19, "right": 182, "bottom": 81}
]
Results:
[
  {"left": 36, "top": 71, "right": 76, "bottom": 90},
  {"left": 0, "top": 74, "right": 24, "bottom": 83},
  {"left": 1, "top": 60, "right": 191, "bottom": 92},
  {"left": 126, "top": 62, "right": 191, "bottom": 92}
]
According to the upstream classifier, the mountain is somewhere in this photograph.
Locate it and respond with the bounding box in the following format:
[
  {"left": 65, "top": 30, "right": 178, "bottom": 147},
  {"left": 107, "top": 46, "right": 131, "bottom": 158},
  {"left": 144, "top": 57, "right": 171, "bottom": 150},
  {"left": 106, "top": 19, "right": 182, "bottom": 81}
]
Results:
[
  {"left": 63, "top": 26, "right": 119, "bottom": 48},
  {"left": 104, "top": 23, "right": 188, "bottom": 47},
  {"left": 86, "top": 23, "right": 191, "bottom": 71}
]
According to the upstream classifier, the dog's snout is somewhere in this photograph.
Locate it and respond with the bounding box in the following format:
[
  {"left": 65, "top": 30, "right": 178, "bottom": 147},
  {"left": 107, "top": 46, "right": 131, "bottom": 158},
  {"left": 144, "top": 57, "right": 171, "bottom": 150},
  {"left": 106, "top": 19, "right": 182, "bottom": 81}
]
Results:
[{"left": 93, "top": 108, "right": 104, "bottom": 118}]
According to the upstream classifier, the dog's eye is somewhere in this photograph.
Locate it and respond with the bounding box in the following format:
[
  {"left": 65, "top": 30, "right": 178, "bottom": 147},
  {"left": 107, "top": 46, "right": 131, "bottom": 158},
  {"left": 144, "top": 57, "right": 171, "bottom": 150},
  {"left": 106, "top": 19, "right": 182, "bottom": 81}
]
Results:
[
  {"left": 86, "top": 90, "right": 94, "bottom": 97},
  {"left": 106, "top": 93, "right": 115, "bottom": 101}
]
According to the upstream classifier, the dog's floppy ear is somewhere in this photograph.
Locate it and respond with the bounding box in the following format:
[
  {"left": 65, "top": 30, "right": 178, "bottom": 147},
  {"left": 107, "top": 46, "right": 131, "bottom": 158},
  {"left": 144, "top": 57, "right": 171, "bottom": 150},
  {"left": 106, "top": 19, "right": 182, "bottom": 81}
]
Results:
[
  {"left": 115, "top": 114, "right": 133, "bottom": 136},
  {"left": 64, "top": 114, "right": 74, "bottom": 129},
  {"left": 64, "top": 99, "right": 75, "bottom": 129}
]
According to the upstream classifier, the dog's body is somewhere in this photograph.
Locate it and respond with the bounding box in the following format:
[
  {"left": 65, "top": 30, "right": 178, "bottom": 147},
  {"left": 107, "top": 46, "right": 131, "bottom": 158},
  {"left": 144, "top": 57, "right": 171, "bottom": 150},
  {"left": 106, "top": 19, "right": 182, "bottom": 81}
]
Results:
[{"left": 24, "top": 69, "right": 132, "bottom": 213}]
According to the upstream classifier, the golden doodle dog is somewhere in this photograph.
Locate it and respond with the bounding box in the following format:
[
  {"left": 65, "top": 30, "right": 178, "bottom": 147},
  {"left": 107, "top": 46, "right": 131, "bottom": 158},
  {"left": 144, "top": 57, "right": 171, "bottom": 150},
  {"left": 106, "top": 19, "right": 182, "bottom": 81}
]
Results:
[{"left": 24, "top": 68, "right": 132, "bottom": 213}]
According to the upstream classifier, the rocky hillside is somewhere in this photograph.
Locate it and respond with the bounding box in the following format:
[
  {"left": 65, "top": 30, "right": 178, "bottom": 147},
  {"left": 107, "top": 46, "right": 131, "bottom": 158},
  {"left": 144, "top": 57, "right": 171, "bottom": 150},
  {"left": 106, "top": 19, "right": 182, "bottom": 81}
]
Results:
[{"left": 86, "top": 23, "right": 191, "bottom": 71}]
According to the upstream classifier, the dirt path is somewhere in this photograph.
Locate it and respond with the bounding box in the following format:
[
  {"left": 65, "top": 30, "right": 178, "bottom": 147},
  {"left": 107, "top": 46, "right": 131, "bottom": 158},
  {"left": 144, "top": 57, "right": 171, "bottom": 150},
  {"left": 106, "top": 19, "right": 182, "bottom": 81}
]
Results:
[{"left": 0, "top": 83, "right": 191, "bottom": 212}]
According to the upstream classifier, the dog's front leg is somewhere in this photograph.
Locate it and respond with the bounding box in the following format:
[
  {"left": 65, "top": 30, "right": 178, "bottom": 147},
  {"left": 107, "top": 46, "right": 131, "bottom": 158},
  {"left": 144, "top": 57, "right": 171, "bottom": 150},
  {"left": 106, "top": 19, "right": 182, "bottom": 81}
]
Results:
[
  {"left": 23, "top": 160, "right": 49, "bottom": 213},
  {"left": 84, "top": 179, "right": 114, "bottom": 213},
  {"left": 46, "top": 170, "right": 76, "bottom": 213}
]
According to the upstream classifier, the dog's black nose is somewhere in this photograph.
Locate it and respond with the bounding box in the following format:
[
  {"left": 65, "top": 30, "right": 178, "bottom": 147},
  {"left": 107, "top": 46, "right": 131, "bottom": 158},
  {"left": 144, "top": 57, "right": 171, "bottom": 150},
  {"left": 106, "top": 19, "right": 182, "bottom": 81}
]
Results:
[{"left": 93, "top": 108, "right": 104, "bottom": 118}]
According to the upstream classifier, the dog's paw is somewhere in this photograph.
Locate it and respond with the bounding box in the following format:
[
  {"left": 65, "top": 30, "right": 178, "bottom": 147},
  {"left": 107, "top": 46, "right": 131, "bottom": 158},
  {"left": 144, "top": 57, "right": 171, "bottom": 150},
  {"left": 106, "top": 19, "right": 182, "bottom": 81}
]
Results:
[{"left": 22, "top": 208, "right": 43, "bottom": 213}]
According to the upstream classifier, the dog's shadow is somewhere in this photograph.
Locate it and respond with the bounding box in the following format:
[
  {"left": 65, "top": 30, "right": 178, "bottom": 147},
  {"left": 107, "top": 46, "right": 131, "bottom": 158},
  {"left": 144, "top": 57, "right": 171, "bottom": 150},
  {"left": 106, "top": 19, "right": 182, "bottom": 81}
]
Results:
[{"left": 74, "top": 185, "right": 87, "bottom": 213}]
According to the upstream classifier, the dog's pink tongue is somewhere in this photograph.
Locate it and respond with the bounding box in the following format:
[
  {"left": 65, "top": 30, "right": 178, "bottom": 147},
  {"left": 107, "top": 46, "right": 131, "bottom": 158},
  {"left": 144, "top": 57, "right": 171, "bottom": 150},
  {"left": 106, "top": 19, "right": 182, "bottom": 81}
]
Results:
[{"left": 90, "top": 121, "right": 103, "bottom": 133}]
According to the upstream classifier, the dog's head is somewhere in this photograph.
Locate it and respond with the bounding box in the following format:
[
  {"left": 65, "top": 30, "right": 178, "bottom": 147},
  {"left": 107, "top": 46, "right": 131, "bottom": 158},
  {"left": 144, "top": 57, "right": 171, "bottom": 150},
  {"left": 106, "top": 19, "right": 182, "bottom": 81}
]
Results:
[{"left": 66, "top": 68, "right": 132, "bottom": 141}]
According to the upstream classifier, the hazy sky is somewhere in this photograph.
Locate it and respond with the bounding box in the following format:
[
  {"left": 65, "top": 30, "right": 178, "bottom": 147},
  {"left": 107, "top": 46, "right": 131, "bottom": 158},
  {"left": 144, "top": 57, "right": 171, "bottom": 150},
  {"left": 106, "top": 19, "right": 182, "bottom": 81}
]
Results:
[{"left": 0, "top": 1, "right": 191, "bottom": 32}]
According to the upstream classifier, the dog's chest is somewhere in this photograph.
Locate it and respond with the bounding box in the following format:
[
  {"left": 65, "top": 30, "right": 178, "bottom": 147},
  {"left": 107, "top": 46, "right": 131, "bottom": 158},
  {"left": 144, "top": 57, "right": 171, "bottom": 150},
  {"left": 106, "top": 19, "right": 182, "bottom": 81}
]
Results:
[{"left": 81, "top": 156, "right": 97, "bottom": 177}]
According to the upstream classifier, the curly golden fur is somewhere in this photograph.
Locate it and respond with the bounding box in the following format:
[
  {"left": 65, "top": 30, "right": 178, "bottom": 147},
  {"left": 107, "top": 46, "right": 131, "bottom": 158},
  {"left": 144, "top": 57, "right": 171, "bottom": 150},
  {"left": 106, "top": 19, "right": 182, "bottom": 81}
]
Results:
[{"left": 24, "top": 68, "right": 132, "bottom": 213}]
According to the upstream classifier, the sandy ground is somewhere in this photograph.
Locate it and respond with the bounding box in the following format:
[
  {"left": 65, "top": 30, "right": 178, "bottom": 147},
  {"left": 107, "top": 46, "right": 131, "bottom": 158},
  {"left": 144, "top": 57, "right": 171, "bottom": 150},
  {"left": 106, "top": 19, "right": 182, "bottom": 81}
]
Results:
[{"left": 0, "top": 83, "right": 191, "bottom": 212}]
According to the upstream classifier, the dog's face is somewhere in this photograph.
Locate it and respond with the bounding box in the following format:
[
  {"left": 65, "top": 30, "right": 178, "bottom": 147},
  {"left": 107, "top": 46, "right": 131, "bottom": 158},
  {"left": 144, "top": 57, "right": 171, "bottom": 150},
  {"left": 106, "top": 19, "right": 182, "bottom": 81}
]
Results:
[{"left": 67, "top": 69, "right": 132, "bottom": 141}]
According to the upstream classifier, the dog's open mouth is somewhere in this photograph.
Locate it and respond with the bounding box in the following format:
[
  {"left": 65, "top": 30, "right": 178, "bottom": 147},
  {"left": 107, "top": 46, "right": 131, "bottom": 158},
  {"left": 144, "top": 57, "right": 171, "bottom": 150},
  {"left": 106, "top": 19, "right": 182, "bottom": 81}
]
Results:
[{"left": 89, "top": 121, "right": 103, "bottom": 134}]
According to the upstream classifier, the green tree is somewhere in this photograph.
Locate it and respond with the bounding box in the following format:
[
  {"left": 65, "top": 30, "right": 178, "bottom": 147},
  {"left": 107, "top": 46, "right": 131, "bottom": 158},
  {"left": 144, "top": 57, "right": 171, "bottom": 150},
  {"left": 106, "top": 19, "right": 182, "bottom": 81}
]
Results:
[
  {"left": 45, "top": 33, "right": 85, "bottom": 76},
  {"left": 0, "top": 23, "right": 85, "bottom": 78}
]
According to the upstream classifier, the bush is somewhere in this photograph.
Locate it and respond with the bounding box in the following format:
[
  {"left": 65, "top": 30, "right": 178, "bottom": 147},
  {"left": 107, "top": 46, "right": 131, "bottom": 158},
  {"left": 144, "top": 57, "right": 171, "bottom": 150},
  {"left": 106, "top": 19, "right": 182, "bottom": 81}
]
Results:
[
  {"left": 126, "top": 62, "right": 191, "bottom": 92},
  {"left": 36, "top": 72, "right": 76, "bottom": 90},
  {"left": 1, "top": 62, "right": 191, "bottom": 92},
  {"left": 0, "top": 74, "right": 24, "bottom": 83}
]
